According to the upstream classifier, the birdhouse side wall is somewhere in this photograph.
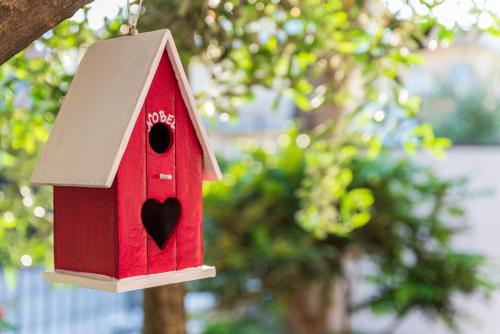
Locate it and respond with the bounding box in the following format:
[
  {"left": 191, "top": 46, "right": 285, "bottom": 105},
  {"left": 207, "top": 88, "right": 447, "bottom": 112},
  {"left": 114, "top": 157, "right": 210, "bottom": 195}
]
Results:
[{"left": 53, "top": 184, "right": 118, "bottom": 277}]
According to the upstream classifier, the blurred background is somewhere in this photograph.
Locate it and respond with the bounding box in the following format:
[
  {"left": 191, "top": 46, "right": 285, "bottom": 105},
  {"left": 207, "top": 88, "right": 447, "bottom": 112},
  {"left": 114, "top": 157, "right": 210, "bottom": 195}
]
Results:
[{"left": 1, "top": 0, "right": 500, "bottom": 333}]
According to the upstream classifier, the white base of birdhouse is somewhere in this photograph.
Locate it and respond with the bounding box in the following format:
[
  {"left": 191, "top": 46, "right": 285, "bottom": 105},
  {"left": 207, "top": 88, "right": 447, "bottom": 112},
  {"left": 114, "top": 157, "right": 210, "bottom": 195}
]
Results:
[{"left": 43, "top": 265, "right": 216, "bottom": 293}]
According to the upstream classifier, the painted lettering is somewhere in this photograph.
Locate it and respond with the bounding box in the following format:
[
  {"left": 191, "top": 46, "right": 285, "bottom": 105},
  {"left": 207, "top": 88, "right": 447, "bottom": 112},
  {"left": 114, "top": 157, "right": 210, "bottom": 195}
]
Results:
[{"left": 147, "top": 111, "right": 176, "bottom": 132}]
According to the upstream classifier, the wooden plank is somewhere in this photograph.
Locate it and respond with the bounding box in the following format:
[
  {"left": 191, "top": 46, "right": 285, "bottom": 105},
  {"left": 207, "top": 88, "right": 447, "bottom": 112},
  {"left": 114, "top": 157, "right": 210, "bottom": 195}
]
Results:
[
  {"left": 53, "top": 184, "right": 117, "bottom": 277},
  {"left": 146, "top": 51, "right": 177, "bottom": 274},
  {"left": 175, "top": 80, "right": 204, "bottom": 270},
  {"left": 43, "top": 266, "right": 216, "bottom": 293},
  {"left": 116, "top": 106, "right": 147, "bottom": 279}
]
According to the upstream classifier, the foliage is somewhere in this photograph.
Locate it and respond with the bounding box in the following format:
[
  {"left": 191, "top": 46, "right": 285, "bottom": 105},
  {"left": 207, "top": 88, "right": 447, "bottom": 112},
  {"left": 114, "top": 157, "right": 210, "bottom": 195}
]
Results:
[
  {"left": 0, "top": 306, "right": 15, "bottom": 332},
  {"left": 204, "top": 317, "right": 277, "bottom": 334},
  {"left": 140, "top": 0, "right": 499, "bottom": 236},
  {"left": 419, "top": 67, "right": 500, "bottom": 145},
  {"left": 200, "top": 128, "right": 489, "bottom": 331},
  {"left": 0, "top": 1, "right": 495, "bottom": 332},
  {"left": 0, "top": 320, "right": 15, "bottom": 332},
  {"left": 348, "top": 151, "right": 490, "bottom": 328},
  {"left": 0, "top": 0, "right": 495, "bottom": 268}
]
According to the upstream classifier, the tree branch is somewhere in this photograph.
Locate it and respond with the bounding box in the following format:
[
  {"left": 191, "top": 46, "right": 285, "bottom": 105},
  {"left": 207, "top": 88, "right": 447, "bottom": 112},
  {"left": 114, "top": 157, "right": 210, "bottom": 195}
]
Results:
[{"left": 0, "top": 0, "right": 93, "bottom": 65}]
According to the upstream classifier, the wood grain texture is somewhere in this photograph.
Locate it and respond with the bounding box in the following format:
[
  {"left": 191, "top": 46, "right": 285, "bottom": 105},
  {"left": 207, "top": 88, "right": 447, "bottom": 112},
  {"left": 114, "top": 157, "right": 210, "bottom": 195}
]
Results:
[
  {"left": 116, "top": 106, "right": 147, "bottom": 279},
  {"left": 43, "top": 266, "right": 216, "bottom": 293},
  {"left": 0, "top": 0, "right": 92, "bottom": 65},
  {"left": 175, "top": 80, "right": 204, "bottom": 270},
  {"left": 53, "top": 183, "right": 117, "bottom": 277},
  {"left": 143, "top": 284, "right": 187, "bottom": 334},
  {"left": 146, "top": 51, "right": 177, "bottom": 274},
  {"left": 31, "top": 29, "right": 221, "bottom": 188}
]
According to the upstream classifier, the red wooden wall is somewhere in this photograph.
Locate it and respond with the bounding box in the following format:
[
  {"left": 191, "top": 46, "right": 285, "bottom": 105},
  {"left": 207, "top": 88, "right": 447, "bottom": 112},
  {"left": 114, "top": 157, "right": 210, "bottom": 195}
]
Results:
[
  {"left": 53, "top": 184, "right": 117, "bottom": 277},
  {"left": 175, "top": 77, "right": 204, "bottom": 269},
  {"left": 145, "top": 51, "right": 178, "bottom": 274},
  {"left": 116, "top": 106, "right": 147, "bottom": 278}
]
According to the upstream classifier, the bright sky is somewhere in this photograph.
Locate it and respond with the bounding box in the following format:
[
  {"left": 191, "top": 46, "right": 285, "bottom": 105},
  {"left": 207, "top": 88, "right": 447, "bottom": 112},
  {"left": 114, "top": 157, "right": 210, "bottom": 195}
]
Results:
[
  {"left": 71, "top": 0, "right": 126, "bottom": 30},
  {"left": 74, "top": 0, "right": 500, "bottom": 31},
  {"left": 385, "top": 0, "right": 499, "bottom": 30}
]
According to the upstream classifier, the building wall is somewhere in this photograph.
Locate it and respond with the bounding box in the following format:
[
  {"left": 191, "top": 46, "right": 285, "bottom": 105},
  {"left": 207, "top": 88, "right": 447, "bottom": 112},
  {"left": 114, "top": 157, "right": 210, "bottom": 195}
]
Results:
[{"left": 352, "top": 146, "right": 500, "bottom": 334}]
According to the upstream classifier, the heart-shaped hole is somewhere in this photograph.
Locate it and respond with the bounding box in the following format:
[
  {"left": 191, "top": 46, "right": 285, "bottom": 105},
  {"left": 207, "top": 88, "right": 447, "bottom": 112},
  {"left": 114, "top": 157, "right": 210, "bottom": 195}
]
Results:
[{"left": 141, "top": 198, "right": 181, "bottom": 249}]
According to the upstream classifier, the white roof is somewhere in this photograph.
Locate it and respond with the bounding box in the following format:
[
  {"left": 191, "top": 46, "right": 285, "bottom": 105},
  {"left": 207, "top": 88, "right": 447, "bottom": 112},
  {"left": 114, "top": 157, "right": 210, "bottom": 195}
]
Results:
[{"left": 31, "top": 29, "right": 221, "bottom": 188}]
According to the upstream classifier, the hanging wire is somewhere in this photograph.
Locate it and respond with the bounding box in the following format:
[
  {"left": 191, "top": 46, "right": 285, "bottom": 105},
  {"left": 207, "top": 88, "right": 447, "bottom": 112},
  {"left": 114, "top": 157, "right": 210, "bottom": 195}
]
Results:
[{"left": 126, "top": 0, "right": 144, "bottom": 35}]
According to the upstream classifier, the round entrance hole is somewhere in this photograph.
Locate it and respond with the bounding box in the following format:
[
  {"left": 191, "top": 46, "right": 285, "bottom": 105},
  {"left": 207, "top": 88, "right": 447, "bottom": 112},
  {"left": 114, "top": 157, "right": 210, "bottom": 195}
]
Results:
[{"left": 149, "top": 122, "right": 172, "bottom": 154}]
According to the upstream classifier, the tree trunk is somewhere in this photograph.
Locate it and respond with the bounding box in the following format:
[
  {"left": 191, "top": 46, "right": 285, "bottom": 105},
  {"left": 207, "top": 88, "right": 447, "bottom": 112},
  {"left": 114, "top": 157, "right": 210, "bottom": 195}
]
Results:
[
  {"left": 326, "top": 274, "right": 351, "bottom": 334},
  {"left": 0, "top": 0, "right": 92, "bottom": 65},
  {"left": 285, "top": 280, "right": 333, "bottom": 334},
  {"left": 142, "top": 284, "right": 187, "bottom": 334}
]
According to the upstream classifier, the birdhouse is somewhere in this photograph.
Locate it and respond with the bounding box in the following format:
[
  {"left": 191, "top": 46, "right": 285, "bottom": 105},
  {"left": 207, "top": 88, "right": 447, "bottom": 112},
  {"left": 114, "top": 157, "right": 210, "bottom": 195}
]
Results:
[{"left": 31, "top": 29, "right": 222, "bottom": 292}]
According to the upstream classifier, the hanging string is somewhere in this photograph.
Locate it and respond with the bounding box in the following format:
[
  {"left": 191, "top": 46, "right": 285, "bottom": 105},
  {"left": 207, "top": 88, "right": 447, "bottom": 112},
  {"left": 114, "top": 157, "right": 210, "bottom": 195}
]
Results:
[{"left": 126, "top": 0, "right": 144, "bottom": 35}]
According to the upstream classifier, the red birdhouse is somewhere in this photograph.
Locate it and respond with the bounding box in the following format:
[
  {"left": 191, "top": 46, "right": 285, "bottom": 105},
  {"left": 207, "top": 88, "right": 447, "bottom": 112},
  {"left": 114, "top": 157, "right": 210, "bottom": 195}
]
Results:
[{"left": 31, "top": 30, "right": 222, "bottom": 292}]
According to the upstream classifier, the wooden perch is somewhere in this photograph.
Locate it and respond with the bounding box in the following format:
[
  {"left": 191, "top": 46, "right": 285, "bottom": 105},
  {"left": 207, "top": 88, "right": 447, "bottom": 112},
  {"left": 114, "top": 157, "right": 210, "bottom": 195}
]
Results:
[{"left": 0, "top": 0, "right": 92, "bottom": 65}]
